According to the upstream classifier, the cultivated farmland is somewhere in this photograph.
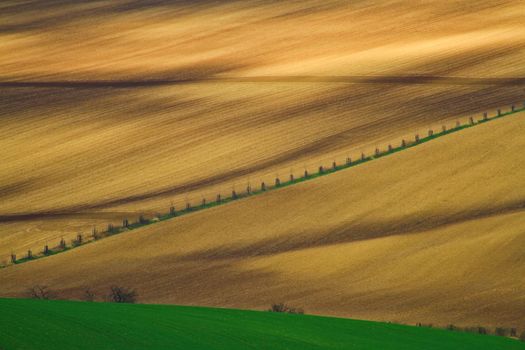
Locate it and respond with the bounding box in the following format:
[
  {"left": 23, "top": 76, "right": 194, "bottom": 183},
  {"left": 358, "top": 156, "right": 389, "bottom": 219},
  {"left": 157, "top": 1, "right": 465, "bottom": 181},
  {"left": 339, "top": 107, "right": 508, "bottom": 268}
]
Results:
[
  {"left": 1, "top": 0, "right": 525, "bottom": 257},
  {"left": 1, "top": 1, "right": 525, "bottom": 347},
  {"left": 2, "top": 112, "right": 524, "bottom": 329}
]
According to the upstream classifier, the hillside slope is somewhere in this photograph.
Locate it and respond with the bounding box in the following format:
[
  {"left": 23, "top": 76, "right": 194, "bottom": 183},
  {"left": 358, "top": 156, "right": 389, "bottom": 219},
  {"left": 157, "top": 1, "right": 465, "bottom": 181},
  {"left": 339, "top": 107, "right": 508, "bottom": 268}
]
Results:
[
  {"left": 3, "top": 299, "right": 524, "bottom": 350},
  {"left": 1, "top": 113, "right": 524, "bottom": 329},
  {"left": 1, "top": 0, "right": 525, "bottom": 253}
]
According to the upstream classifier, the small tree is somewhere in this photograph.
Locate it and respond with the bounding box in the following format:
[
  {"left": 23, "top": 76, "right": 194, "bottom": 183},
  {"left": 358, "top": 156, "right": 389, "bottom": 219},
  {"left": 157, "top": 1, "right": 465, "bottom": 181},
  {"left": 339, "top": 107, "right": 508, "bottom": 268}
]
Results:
[
  {"left": 108, "top": 286, "right": 137, "bottom": 303},
  {"left": 92, "top": 226, "right": 98, "bottom": 240},
  {"left": 72, "top": 234, "right": 83, "bottom": 247},
  {"left": 28, "top": 285, "right": 54, "bottom": 300}
]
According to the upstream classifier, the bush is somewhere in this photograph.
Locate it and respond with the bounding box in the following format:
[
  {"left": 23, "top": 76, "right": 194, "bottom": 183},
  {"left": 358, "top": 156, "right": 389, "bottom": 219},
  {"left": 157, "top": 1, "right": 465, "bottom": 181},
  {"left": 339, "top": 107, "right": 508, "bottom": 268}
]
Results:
[
  {"left": 477, "top": 327, "right": 488, "bottom": 335},
  {"left": 446, "top": 324, "right": 458, "bottom": 331},
  {"left": 28, "top": 285, "right": 54, "bottom": 300},
  {"left": 107, "top": 286, "right": 137, "bottom": 303},
  {"left": 268, "top": 303, "right": 304, "bottom": 314},
  {"left": 495, "top": 327, "right": 509, "bottom": 337},
  {"left": 83, "top": 288, "right": 95, "bottom": 302},
  {"left": 463, "top": 326, "right": 487, "bottom": 335}
]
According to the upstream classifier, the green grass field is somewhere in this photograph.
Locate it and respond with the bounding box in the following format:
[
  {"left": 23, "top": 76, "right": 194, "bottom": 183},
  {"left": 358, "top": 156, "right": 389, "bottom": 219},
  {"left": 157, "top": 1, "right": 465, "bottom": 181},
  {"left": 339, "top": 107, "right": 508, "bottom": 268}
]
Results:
[{"left": 1, "top": 299, "right": 524, "bottom": 350}]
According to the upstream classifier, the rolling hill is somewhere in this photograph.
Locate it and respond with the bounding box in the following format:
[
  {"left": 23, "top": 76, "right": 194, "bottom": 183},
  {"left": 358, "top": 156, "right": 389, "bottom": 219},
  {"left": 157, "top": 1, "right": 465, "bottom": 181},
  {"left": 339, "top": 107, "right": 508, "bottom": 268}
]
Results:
[
  {"left": 1, "top": 298, "right": 524, "bottom": 350},
  {"left": 1, "top": 0, "right": 525, "bottom": 255},
  {"left": 1, "top": 111, "right": 524, "bottom": 330}
]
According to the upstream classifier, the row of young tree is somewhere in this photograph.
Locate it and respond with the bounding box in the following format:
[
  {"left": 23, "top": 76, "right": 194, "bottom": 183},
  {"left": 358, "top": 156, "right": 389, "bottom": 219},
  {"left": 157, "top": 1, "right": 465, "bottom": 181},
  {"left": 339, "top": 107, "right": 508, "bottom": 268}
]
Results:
[
  {"left": 9, "top": 107, "right": 521, "bottom": 268},
  {"left": 417, "top": 322, "right": 525, "bottom": 342},
  {"left": 266, "top": 303, "right": 525, "bottom": 341}
]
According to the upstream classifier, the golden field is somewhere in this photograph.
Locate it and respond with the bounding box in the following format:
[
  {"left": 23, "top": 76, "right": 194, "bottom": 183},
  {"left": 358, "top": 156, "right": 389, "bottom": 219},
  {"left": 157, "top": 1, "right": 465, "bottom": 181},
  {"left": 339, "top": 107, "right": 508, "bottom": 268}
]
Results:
[
  {"left": 1, "top": 0, "right": 525, "bottom": 256},
  {"left": 1, "top": 112, "right": 525, "bottom": 329}
]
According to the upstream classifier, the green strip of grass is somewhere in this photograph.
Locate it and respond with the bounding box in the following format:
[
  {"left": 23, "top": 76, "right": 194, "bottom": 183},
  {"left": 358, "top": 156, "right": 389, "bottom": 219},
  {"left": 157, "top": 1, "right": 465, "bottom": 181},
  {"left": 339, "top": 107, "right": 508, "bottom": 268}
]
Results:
[
  {"left": 4, "top": 106, "right": 524, "bottom": 268},
  {"left": 0, "top": 298, "right": 523, "bottom": 350}
]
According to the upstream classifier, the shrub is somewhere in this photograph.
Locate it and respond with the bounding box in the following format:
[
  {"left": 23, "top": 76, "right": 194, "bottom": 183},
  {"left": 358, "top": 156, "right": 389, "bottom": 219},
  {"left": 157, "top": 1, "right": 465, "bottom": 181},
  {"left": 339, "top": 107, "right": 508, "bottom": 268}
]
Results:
[
  {"left": 416, "top": 323, "right": 433, "bottom": 328},
  {"left": 28, "top": 285, "right": 54, "bottom": 300},
  {"left": 446, "top": 324, "right": 457, "bottom": 331},
  {"left": 108, "top": 286, "right": 137, "bottom": 303},
  {"left": 84, "top": 288, "right": 95, "bottom": 302},
  {"left": 268, "top": 303, "right": 304, "bottom": 314},
  {"left": 478, "top": 326, "right": 488, "bottom": 335},
  {"left": 495, "top": 327, "right": 509, "bottom": 337}
]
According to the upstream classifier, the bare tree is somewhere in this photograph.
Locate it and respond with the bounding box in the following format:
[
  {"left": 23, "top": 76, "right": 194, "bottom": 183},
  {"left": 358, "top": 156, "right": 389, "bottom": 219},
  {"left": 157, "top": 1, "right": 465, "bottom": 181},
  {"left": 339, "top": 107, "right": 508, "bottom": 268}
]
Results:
[
  {"left": 28, "top": 285, "right": 54, "bottom": 300},
  {"left": 107, "top": 286, "right": 137, "bottom": 303}
]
